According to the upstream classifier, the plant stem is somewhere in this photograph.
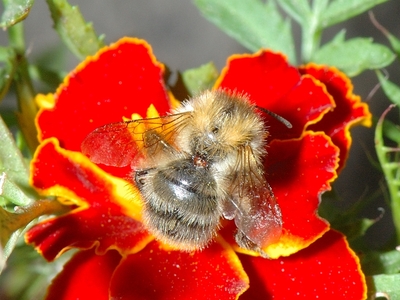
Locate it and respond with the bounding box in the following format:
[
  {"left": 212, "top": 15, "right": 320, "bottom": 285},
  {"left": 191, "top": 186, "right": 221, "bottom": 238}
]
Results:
[
  {"left": 1, "top": 199, "right": 69, "bottom": 247},
  {"left": 301, "top": 0, "right": 327, "bottom": 63},
  {"left": 301, "top": 21, "right": 321, "bottom": 63},
  {"left": 8, "top": 22, "right": 39, "bottom": 152}
]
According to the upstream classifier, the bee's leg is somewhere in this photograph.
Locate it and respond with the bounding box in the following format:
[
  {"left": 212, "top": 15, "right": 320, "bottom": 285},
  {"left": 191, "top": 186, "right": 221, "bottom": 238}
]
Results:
[
  {"left": 235, "top": 230, "right": 270, "bottom": 259},
  {"left": 134, "top": 168, "right": 156, "bottom": 187}
]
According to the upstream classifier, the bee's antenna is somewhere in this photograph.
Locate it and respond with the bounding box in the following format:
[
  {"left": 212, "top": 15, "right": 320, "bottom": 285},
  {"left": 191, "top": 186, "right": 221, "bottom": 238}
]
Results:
[{"left": 256, "top": 106, "right": 292, "bottom": 129}]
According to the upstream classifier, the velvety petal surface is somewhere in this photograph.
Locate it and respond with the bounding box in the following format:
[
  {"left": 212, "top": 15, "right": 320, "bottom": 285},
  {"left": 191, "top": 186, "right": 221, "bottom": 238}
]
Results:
[
  {"left": 46, "top": 250, "right": 122, "bottom": 300},
  {"left": 110, "top": 239, "right": 249, "bottom": 300},
  {"left": 26, "top": 139, "right": 152, "bottom": 261},
  {"left": 215, "top": 51, "right": 335, "bottom": 141},
  {"left": 239, "top": 230, "right": 366, "bottom": 299},
  {"left": 300, "top": 64, "right": 372, "bottom": 171},
  {"left": 265, "top": 132, "right": 339, "bottom": 256},
  {"left": 36, "top": 37, "right": 171, "bottom": 177}
]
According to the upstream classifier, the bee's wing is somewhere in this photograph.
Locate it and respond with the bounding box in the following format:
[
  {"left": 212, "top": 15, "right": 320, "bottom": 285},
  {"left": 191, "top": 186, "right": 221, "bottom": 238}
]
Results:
[
  {"left": 81, "top": 112, "right": 192, "bottom": 167},
  {"left": 226, "top": 146, "right": 282, "bottom": 250}
]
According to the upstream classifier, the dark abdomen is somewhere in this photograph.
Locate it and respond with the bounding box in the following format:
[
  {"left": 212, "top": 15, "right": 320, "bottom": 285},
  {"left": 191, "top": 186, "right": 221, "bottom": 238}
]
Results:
[{"left": 135, "top": 159, "right": 220, "bottom": 249}]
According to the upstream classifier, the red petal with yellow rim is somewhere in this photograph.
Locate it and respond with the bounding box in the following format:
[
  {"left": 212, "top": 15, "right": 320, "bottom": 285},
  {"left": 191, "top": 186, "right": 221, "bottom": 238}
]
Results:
[
  {"left": 46, "top": 249, "right": 121, "bottom": 300},
  {"left": 265, "top": 132, "right": 339, "bottom": 256},
  {"left": 110, "top": 240, "right": 249, "bottom": 300},
  {"left": 300, "top": 64, "right": 372, "bottom": 171},
  {"left": 36, "top": 38, "right": 171, "bottom": 177},
  {"left": 239, "top": 230, "right": 366, "bottom": 299},
  {"left": 215, "top": 51, "right": 335, "bottom": 141},
  {"left": 26, "top": 139, "right": 151, "bottom": 261}
]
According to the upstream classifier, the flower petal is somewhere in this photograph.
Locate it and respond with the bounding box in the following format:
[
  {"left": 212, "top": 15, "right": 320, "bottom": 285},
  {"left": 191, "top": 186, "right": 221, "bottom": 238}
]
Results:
[
  {"left": 36, "top": 37, "right": 171, "bottom": 176},
  {"left": 300, "top": 64, "right": 372, "bottom": 171},
  {"left": 110, "top": 239, "right": 249, "bottom": 300},
  {"left": 238, "top": 230, "right": 366, "bottom": 299},
  {"left": 25, "top": 139, "right": 152, "bottom": 261},
  {"left": 215, "top": 51, "right": 335, "bottom": 140},
  {"left": 46, "top": 249, "right": 122, "bottom": 300},
  {"left": 266, "top": 132, "right": 339, "bottom": 257}
]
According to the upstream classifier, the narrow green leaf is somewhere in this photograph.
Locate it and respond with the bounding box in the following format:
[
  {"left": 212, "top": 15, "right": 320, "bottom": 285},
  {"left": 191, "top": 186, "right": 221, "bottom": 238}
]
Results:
[
  {"left": 312, "top": 35, "right": 395, "bottom": 76},
  {"left": 367, "top": 274, "right": 400, "bottom": 299},
  {"left": 375, "top": 105, "right": 400, "bottom": 244},
  {"left": 321, "top": 0, "right": 388, "bottom": 28},
  {"left": 46, "top": 0, "right": 104, "bottom": 59},
  {"left": 0, "top": 116, "right": 29, "bottom": 189},
  {"left": 376, "top": 70, "right": 400, "bottom": 106},
  {"left": 0, "top": 0, "right": 34, "bottom": 28},
  {"left": 0, "top": 46, "right": 16, "bottom": 101},
  {"left": 194, "top": 0, "right": 296, "bottom": 64},
  {"left": 276, "top": 0, "right": 310, "bottom": 24},
  {"left": 382, "top": 118, "right": 400, "bottom": 144},
  {"left": 182, "top": 62, "right": 218, "bottom": 96}
]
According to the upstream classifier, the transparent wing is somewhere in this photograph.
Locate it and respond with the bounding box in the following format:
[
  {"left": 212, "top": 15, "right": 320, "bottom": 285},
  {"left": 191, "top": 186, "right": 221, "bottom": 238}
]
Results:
[
  {"left": 226, "top": 145, "right": 282, "bottom": 250},
  {"left": 81, "top": 112, "right": 192, "bottom": 167}
]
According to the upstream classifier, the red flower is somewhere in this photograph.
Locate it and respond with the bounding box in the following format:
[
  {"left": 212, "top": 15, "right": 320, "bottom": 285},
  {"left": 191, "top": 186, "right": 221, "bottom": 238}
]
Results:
[{"left": 26, "top": 38, "right": 370, "bottom": 299}]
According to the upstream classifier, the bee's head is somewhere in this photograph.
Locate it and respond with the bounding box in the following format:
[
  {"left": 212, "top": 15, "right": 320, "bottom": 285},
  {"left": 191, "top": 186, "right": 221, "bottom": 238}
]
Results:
[{"left": 186, "top": 90, "right": 267, "bottom": 159}]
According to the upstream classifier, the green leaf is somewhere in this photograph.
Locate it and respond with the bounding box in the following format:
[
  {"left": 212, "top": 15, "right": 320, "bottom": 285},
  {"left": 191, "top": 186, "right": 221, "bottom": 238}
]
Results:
[
  {"left": 369, "top": 12, "right": 400, "bottom": 60},
  {"left": 0, "top": 0, "right": 34, "bottom": 29},
  {"left": 319, "top": 189, "right": 381, "bottom": 251},
  {"left": 362, "top": 250, "right": 400, "bottom": 275},
  {"left": 376, "top": 70, "right": 400, "bottom": 106},
  {"left": 276, "top": 0, "right": 310, "bottom": 24},
  {"left": 1, "top": 199, "right": 68, "bottom": 274},
  {"left": 0, "top": 46, "right": 16, "bottom": 101},
  {"left": 321, "top": 0, "right": 388, "bottom": 28},
  {"left": 0, "top": 116, "right": 30, "bottom": 190},
  {"left": 367, "top": 274, "right": 400, "bottom": 299},
  {"left": 182, "top": 62, "right": 219, "bottom": 95},
  {"left": 46, "top": 0, "right": 104, "bottom": 59},
  {"left": 0, "top": 174, "right": 33, "bottom": 206},
  {"left": 312, "top": 33, "right": 395, "bottom": 76},
  {"left": 384, "top": 33, "right": 400, "bottom": 59},
  {"left": 0, "top": 207, "right": 26, "bottom": 274},
  {"left": 194, "top": 0, "right": 296, "bottom": 64}
]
